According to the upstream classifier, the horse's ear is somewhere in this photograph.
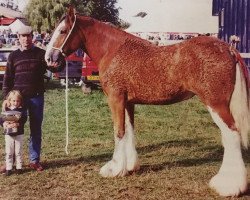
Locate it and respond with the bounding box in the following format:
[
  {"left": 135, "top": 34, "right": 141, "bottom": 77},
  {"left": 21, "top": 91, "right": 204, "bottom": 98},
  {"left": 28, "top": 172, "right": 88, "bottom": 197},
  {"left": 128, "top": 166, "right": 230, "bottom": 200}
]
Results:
[{"left": 67, "top": 6, "right": 76, "bottom": 25}]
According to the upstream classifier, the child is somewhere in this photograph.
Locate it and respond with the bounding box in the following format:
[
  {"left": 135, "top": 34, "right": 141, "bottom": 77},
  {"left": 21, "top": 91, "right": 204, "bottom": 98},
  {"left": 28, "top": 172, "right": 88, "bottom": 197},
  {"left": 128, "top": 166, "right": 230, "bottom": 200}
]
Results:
[{"left": 0, "top": 90, "right": 27, "bottom": 176}]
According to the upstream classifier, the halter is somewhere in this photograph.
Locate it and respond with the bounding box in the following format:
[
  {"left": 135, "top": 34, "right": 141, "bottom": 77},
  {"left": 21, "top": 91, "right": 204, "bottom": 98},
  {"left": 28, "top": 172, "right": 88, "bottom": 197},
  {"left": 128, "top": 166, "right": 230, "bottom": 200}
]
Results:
[{"left": 52, "top": 14, "right": 77, "bottom": 57}]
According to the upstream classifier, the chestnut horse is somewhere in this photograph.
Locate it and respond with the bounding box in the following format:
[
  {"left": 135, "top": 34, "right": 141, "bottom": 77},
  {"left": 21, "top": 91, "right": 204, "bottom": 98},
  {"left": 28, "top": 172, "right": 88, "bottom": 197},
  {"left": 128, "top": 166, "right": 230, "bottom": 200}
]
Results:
[{"left": 45, "top": 7, "right": 250, "bottom": 197}]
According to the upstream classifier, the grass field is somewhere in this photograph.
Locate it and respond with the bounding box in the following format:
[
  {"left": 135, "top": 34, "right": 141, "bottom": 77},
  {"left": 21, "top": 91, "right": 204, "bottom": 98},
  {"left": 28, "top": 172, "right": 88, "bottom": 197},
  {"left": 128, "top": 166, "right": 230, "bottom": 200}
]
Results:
[{"left": 0, "top": 81, "right": 250, "bottom": 200}]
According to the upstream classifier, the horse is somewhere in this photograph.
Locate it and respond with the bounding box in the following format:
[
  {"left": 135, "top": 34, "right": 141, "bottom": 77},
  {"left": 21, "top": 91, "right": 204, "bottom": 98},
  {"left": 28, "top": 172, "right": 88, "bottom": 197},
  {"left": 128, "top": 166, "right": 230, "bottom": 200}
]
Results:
[{"left": 45, "top": 7, "right": 250, "bottom": 197}]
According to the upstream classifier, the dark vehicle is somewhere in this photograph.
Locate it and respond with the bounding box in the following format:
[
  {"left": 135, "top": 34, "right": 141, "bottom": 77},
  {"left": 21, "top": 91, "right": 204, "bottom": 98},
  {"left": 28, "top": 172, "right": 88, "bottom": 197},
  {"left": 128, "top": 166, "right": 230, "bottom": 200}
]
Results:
[
  {"left": 0, "top": 47, "right": 17, "bottom": 84},
  {"left": 55, "top": 49, "right": 83, "bottom": 85}
]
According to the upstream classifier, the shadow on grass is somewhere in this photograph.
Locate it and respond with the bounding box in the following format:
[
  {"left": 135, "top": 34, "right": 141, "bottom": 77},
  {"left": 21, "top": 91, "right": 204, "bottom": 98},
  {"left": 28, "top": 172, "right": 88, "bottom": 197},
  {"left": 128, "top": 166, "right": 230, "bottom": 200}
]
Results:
[
  {"left": 138, "top": 147, "right": 223, "bottom": 174},
  {"left": 138, "top": 156, "right": 222, "bottom": 174},
  {"left": 44, "top": 80, "right": 63, "bottom": 90},
  {"left": 137, "top": 139, "right": 199, "bottom": 153},
  {"left": 41, "top": 138, "right": 226, "bottom": 173}
]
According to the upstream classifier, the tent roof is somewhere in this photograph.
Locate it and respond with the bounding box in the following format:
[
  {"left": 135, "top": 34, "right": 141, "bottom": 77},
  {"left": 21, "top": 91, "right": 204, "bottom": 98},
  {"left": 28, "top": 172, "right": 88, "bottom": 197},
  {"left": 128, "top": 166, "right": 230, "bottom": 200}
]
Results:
[
  {"left": 9, "top": 19, "right": 28, "bottom": 33},
  {"left": 0, "top": 6, "right": 24, "bottom": 18}
]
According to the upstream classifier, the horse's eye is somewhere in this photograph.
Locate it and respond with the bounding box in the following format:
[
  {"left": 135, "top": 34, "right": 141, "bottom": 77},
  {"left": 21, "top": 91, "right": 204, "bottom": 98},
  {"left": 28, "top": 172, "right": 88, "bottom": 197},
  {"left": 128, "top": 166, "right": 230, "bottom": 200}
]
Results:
[{"left": 60, "top": 30, "right": 67, "bottom": 34}]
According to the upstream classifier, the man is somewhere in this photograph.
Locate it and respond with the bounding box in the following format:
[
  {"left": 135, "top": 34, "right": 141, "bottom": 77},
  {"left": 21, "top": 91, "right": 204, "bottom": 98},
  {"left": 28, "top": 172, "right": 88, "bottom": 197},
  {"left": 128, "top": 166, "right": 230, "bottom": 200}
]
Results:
[{"left": 0, "top": 25, "right": 65, "bottom": 172}]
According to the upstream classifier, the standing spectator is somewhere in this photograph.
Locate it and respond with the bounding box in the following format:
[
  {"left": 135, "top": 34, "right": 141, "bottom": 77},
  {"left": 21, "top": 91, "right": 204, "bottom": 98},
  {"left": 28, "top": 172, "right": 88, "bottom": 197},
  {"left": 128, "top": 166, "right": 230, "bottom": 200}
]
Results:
[
  {"left": 0, "top": 25, "right": 65, "bottom": 173},
  {"left": 13, "top": 39, "right": 20, "bottom": 49}
]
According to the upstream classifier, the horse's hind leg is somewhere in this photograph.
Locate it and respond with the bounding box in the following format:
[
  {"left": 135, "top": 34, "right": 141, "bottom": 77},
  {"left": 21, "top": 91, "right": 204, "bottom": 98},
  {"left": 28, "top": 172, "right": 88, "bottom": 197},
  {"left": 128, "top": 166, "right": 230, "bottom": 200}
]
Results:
[
  {"left": 100, "top": 93, "right": 139, "bottom": 177},
  {"left": 207, "top": 106, "right": 247, "bottom": 197}
]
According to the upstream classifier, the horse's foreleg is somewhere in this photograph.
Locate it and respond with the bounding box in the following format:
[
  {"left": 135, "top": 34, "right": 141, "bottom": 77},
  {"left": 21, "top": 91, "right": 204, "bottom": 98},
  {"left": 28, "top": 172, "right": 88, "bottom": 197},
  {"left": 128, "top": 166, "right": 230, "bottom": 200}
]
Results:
[
  {"left": 100, "top": 92, "right": 127, "bottom": 177},
  {"left": 108, "top": 91, "right": 126, "bottom": 138},
  {"left": 208, "top": 107, "right": 248, "bottom": 197},
  {"left": 100, "top": 92, "right": 140, "bottom": 177}
]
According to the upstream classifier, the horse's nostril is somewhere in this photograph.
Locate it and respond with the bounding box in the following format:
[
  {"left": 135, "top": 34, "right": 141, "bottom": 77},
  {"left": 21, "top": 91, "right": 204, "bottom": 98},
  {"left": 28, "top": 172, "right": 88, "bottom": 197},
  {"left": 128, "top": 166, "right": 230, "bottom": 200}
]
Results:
[{"left": 53, "top": 53, "right": 59, "bottom": 62}]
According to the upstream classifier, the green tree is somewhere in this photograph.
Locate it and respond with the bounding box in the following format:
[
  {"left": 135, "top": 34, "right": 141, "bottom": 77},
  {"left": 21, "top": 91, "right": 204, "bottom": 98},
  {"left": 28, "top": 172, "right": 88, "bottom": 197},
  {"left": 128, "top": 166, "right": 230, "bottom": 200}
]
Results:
[{"left": 24, "top": 0, "right": 122, "bottom": 33}]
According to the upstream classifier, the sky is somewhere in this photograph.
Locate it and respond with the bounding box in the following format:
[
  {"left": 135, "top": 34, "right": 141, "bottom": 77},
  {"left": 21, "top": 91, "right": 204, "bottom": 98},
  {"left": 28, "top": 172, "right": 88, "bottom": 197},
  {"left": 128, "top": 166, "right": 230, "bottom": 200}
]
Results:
[
  {"left": 18, "top": 0, "right": 218, "bottom": 33},
  {"left": 117, "top": 0, "right": 218, "bottom": 33},
  {"left": 18, "top": 0, "right": 28, "bottom": 11}
]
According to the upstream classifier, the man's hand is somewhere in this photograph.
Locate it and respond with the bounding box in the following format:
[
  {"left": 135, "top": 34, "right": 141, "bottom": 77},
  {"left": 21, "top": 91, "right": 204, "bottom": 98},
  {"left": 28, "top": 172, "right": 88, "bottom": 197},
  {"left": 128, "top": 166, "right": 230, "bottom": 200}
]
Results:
[{"left": 47, "top": 61, "right": 59, "bottom": 68}]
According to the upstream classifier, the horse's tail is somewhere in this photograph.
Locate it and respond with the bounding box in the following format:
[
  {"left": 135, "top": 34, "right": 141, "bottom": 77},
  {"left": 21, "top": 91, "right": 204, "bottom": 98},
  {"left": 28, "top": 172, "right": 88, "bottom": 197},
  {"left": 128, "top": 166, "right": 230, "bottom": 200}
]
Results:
[{"left": 230, "top": 52, "right": 250, "bottom": 149}]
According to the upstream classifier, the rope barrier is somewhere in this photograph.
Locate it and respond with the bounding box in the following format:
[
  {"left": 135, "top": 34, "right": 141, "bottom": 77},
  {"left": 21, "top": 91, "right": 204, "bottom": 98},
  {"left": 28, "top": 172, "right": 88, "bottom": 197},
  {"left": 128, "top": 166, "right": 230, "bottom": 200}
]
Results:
[{"left": 65, "top": 61, "right": 69, "bottom": 155}]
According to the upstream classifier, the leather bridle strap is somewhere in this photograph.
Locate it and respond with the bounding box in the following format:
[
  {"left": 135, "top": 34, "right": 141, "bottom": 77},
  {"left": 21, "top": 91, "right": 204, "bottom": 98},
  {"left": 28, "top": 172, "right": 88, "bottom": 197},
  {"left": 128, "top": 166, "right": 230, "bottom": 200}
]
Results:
[{"left": 52, "top": 14, "right": 77, "bottom": 57}]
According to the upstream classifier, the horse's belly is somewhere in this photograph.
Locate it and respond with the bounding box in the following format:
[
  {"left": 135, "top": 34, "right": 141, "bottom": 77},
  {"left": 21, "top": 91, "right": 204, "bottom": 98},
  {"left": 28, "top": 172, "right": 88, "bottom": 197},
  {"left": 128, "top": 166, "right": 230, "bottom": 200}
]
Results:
[{"left": 127, "top": 89, "right": 194, "bottom": 105}]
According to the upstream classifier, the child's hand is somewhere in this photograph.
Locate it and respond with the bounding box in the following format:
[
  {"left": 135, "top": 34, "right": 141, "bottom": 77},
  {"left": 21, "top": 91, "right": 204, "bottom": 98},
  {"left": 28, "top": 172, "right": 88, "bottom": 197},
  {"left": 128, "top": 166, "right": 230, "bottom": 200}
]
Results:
[
  {"left": 15, "top": 115, "right": 21, "bottom": 120},
  {"left": 13, "top": 122, "right": 19, "bottom": 127},
  {"left": 3, "top": 121, "right": 19, "bottom": 129}
]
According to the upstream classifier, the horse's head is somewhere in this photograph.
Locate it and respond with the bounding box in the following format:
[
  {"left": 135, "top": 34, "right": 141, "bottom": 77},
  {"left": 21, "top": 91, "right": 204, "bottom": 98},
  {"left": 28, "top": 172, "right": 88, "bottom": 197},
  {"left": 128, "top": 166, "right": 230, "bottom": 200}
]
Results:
[{"left": 45, "top": 6, "right": 82, "bottom": 64}]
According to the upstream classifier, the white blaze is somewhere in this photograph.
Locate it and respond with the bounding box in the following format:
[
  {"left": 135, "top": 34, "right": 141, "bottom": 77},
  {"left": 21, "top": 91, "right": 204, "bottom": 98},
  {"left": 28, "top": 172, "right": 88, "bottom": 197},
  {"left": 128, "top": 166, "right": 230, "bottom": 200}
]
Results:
[{"left": 45, "top": 20, "right": 66, "bottom": 62}]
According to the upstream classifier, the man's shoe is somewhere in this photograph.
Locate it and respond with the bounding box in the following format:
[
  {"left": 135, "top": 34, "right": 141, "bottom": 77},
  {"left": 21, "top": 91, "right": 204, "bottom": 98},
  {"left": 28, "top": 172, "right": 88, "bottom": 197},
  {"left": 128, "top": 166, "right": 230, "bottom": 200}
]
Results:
[
  {"left": 16, "top": 169, "right": 22, "bottom": 174},
  {"left": 5, "top": 170, "right": 12, "bottom": 176},
  {"left": 0, "top": 165, "right": 6, "bottom": 174},
  {"left": 29, "top": 162, "right": 44, "bottom": 171}
]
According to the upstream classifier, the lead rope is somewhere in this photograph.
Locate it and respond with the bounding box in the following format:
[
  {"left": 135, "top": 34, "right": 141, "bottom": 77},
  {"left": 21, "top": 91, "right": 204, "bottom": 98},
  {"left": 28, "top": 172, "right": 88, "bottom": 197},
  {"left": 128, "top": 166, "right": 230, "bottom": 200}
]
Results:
[
  {"left": 63, "top": 17, "right": 76, "bottom": 154},
  {"left": 65, "top": 61, "right": 69, "bottom": 155},
  {"left": 51, "top": 14, "right": 77, "bottom": 154}
]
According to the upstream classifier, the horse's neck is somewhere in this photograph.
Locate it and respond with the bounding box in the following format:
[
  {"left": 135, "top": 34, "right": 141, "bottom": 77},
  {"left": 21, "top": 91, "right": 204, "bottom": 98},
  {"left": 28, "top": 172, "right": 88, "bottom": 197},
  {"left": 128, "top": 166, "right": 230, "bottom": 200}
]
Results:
[{"left": 78, "top": 18, "right": 129, "bottom": 67}]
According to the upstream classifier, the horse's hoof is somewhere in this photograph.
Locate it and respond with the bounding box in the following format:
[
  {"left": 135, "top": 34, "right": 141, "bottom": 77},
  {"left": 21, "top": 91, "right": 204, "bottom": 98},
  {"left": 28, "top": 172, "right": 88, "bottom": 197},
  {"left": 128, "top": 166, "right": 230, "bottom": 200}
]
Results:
[
  {"left": 99, "top": 160, "right": 127, "bottom": 177},
  {"left": 209, "top": 172, "right": 248, "bottom": 197},
  {"left": 127, "top": 160, "right": 140, "bottom": 172}
]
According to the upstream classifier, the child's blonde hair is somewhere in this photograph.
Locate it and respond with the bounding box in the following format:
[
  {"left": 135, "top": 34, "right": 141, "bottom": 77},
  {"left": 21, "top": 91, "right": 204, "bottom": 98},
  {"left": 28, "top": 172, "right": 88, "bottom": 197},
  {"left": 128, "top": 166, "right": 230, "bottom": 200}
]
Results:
[{"left": 6, "top": 90, "right": 23, "bottom": 104}]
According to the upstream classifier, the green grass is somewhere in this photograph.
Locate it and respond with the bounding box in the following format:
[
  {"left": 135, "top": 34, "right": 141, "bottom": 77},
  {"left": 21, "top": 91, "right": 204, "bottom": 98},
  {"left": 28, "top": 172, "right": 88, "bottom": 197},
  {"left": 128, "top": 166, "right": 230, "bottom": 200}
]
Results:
[{"left": 0, "top": 80, "right": 250, "bottom": 200}]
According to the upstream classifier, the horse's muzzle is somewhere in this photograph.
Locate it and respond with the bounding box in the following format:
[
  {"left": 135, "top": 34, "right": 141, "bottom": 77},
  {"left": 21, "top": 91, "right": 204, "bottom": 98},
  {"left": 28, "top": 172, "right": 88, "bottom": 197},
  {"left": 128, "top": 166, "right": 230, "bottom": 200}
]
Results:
[{"left": 45, "top": 48, "right": 64, "bottom": 64}]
